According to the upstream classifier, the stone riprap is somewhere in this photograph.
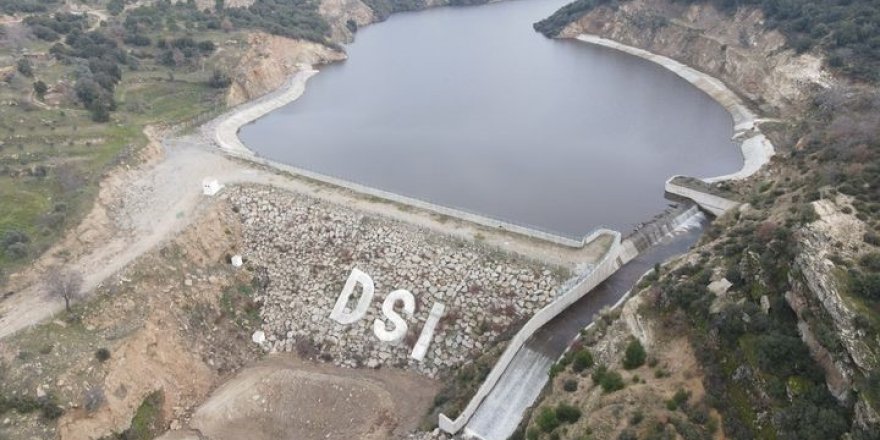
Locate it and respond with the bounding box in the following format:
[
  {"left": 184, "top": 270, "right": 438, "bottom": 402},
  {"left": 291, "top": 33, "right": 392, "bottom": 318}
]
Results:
[{"left": 229, "top": 186, "right": 568, "bottom": 377}]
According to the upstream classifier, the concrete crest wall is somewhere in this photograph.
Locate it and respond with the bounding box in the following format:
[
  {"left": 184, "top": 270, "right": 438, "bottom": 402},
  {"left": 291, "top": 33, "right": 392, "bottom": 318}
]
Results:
[{"left": 664, "top": 178, "right": 741, "bottom": 216}]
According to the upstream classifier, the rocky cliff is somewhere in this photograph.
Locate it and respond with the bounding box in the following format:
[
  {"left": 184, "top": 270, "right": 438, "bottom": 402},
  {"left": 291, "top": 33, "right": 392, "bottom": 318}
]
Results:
[
  {"left": 319, "top": 0, "right": 376, "bottom": 43},
  {"left": 559, "top": 0, "right": 829, "bottom": 116},
  {"left": 225, "top": 32, "right": 346, "bottom": 107},
  {"left": 791, "top": 197, "right": 880, "bottom": 426}
]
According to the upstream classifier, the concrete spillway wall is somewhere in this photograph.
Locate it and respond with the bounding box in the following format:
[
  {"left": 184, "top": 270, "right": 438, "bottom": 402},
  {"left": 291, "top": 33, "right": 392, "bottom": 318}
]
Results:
[
  {"left": 438, "top": 231, "right": 628, "bottom": 434},
  {"left": 464, "top": 347, "right": 557, "bottom": 439},
  {"left": 625, "top": 204, "right": 702, "bottom": 252},
  {"left": 664, "top": 179, "right": 740, "bottom": 217},
  {"left": 449, "top": 205, "right": 705, "bottom": 439}
]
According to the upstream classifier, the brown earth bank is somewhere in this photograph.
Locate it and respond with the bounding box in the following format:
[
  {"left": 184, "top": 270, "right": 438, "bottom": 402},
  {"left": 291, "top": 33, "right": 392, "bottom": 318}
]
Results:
[
  {"left": 0, "top": 200, "right": 253, "bottom": 440},
  {"left": 523, "top": 288, "right": 725, "bottom": 440},
  {"left": 225, "top": 33, "right": 346, "bottom": 107},
  {"left": 166, "top": 355, "right": 439, "bottom": 440},
  {"left": 0, "top": 191, "right": 446, "bottom": 440}
]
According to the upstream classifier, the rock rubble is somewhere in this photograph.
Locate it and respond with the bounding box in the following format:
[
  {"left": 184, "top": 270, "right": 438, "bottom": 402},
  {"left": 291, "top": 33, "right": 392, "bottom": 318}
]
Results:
[{"left": 229, "top": 186, "right": 568, "bottom": 377}]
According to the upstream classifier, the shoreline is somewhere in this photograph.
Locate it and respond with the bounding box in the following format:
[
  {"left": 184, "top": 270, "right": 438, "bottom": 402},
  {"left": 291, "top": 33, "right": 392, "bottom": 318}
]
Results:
[
  {"left": 207, "top": 66, "right": 615, "bottom": 250},
  {"left": 574, "top": 34, "right": 775, "bottom": 183},
  {"left": 212, "top": 64, "right": 319, "bottom": 157},
  {"left": 207, "top": 34, "right": 775, "bottom": 251}
]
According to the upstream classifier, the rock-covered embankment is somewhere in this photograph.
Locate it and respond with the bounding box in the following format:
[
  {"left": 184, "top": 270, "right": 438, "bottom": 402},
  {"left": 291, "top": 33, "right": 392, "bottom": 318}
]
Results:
[{"left": 229, "top": 186, "right": 568, "bottom": 377}]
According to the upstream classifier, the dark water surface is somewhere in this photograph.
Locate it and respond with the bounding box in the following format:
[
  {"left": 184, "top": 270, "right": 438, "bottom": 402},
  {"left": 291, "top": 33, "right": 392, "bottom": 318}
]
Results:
[{"left": 239, "top": 0, "right": 741, "bottom": 237}]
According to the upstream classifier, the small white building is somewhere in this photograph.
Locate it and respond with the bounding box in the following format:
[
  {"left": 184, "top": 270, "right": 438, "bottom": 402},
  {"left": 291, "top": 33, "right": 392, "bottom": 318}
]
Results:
[{"left": 202, "top": 178, "right": 224, "bottom": 196}]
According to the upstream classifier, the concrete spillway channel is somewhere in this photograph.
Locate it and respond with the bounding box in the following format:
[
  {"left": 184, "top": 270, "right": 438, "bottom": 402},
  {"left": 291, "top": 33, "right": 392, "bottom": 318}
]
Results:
[{"left": 464, "top": 205, "right": 708, "bottom": 440}]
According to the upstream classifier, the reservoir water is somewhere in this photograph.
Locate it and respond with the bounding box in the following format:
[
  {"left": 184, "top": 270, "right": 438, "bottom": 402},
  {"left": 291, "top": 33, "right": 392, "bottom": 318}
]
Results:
[{"left": 238, "top": 0, "right": 742, "bottom": 237}]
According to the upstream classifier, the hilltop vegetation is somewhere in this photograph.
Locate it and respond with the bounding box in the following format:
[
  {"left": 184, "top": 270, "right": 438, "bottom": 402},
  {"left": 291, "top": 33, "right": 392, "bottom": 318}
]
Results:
[
  {"left": 533, "top": 0, "right": 612, "bottom": 37},
  {"left": 360, "top": 0, "right": 491, "bottom": 21},
  {"left": 0, "top": 0, "right": 58, "bottom": 14},
  {"left": 690, "top": 0, "right": 880, "bottom": 81},
  {"left": 0, "top": 0, "right": 324, "bottom": 279},
  {"left": 535, "top": 0, "right": 880, "bottom": 81}
]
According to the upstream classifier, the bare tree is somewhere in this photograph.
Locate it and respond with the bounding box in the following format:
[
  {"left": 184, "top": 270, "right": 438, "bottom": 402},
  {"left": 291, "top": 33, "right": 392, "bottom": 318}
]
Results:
[{"left": 45, "top": 268, "right": 83, "bottom": 312}]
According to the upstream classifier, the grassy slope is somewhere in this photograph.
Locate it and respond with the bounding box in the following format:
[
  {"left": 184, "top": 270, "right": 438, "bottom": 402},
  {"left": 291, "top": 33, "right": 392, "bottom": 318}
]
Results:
[{"left": 0, "top": 7, "right": 241, "bottom": 276}]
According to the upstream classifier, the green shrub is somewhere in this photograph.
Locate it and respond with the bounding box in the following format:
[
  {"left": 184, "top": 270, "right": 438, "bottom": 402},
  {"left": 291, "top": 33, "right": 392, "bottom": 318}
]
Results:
[
  {"left": 591, "top": 364, "right": 607, "bottom": 383},
  {"left": 33, "top": 80, "right": 48, "bottom": 99},
  {"left": 623, "top": 339, "right": 646, "bottom": 370},
  {"left": 83, "top": 386, "right": 105, "bottom": 413},
  {"left": 597, "top": 369, "right": 625, "bottom": 393},
  {"left": 666, "top": 388, "right": 691, "bottom": 411},
  {"left": 2, "top": 230, "right": 30, "bottom": 249},
  {"left": 571, "top": 349, "right": 594, "bottom": 372},
  {"left": 120, "top": 390, "right": 164, "bottom": 439},
  {"left": 555, "top": 402, "right": 582, "bottom": 424},
  {"left": 848, "top": 270, "right": 880, "bottom": 300},
  {"left": 226, "top": 0, "right": 331, "bottom": 43},
  {"left": 536, "top": 406, "right": 560, "bottom": 433},
  {"left": 95, "top": 348, "right": 111, "bottom": 362},
  {"left": 618, "top": 429, "right": 638, "bottom": 440},
  {"left": 630, "top": 410, "right": 644, "bottom": 425},
  {"left": 549, "top": 362, "right": 565, "bottom": 378},
  {"left": 686, "top": 405, "right": 710, "bottom": 425},
  {"left": 799, "top": 204, "right": 819, "bottom": 223},
  {"left": 207, "top": 70, "right": 231, "bottom": 89},
  {"left": 17, "top": 58, "right": 33, "bottom": 77},
  {"left": 38, "top": 395, "right": 63, "bottom": 420},
  {"left": 755, "top": 333, "right": 813, "bottom": 377},
  {"left": 859, "top": 252, "right": 880, "bottom": 272},
  {"left": 526, "top": 427, "right": 540, "bottom": 440},
  {"left": 5, "top": 242, "right": 29, "bottom": 259},
  {"left": 563, "top": 379, "right": 578, "bottom": 392},
  {"left": 533, "top": 0, "right": 613, "bottom": 37}
]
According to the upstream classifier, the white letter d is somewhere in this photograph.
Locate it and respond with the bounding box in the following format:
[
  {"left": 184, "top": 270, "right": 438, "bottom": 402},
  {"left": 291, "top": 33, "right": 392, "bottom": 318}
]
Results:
[{"left": 329, "top": 268, "right": 375, "bottom": 325}]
